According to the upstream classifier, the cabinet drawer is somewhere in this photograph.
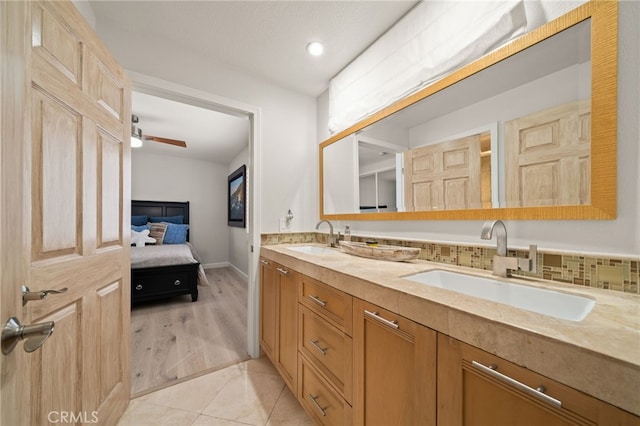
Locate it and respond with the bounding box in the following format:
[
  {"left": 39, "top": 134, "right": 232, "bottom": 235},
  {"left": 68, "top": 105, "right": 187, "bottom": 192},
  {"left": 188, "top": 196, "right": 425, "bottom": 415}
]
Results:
[
  {"left": 299, "top": 304, "right": 353, "bottom": 403},
  {"left": 132, "top": 270, "right": 190, "bottom": 297},
  {"left": 299, "top": 275, "right": 352, "bottom": 334},
  {"left": 299, "top": 356, "right": 352, "bottom": 426}
]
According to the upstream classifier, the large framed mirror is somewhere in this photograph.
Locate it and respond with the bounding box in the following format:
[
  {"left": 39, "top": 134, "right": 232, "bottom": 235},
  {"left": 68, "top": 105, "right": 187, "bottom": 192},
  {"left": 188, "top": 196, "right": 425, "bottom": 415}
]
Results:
[{"left": 320, "top": 0, "right": 617, "bottom": 221}]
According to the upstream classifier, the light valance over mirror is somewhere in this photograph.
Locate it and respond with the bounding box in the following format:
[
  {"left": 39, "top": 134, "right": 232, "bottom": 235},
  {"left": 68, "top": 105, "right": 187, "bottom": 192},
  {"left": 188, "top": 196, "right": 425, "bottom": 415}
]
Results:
[{"left": 320, "top": 1, "right": 617, "bottom": 221}]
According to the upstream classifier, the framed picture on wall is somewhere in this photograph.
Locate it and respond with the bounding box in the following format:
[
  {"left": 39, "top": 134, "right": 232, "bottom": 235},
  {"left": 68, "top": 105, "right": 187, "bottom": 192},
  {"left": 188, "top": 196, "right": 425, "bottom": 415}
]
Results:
[{"left": 228, "top": 165, "right": 246, "bottom": 228}]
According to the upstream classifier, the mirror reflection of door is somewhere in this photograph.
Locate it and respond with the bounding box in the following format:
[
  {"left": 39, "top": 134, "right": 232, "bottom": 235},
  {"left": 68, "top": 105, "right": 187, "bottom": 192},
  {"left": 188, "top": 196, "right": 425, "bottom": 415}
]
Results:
[
  {"left": 504, "top": 99, "right": 591, "bottom": 207},
  {"left": 404, "top": 134, "right": 484, "bottom": 211}
]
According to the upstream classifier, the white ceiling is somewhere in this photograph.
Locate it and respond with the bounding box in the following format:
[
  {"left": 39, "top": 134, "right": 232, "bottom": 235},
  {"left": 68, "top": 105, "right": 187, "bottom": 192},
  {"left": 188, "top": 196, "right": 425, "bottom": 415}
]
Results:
[
  {"left": 131, "top": 92, "right": 249, "bottom": 163},
  {"left": 88, "top": 0, "right": 418, "bottom": 162},
  {"left": 89, "top": 0, "right": 418, "bottom": 97}
]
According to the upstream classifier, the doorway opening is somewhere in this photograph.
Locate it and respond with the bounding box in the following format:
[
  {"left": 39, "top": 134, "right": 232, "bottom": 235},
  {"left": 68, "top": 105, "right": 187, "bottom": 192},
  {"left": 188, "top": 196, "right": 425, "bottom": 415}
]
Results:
[{"left": 128, "top": 72, "right": 261, "bottom": 395}]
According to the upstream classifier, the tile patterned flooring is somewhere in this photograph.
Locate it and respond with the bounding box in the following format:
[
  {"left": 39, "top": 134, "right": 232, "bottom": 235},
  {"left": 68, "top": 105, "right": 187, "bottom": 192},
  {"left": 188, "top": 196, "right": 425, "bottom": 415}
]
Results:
[{"left": 118, "top": 357, "right": 313, "bottom": 426}]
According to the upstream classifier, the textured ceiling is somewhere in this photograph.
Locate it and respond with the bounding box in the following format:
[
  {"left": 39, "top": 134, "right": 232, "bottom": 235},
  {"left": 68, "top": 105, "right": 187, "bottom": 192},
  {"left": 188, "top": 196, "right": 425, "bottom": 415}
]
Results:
[
  {"left": 89, "top": 0, "right": 418, "bottom": 97},
  {"left": 88, "top": 0, "right": 418, "bottom": 160}
]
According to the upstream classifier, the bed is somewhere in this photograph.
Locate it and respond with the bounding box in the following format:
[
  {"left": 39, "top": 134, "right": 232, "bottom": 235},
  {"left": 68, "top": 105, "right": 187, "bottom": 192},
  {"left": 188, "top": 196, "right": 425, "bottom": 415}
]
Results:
[{"left": 130, "top": 200, "right": 201, "bottom": 305}]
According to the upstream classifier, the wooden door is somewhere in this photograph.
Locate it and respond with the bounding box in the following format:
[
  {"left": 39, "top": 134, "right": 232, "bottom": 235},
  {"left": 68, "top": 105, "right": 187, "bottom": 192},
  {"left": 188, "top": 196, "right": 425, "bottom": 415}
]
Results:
[
  {"left": 353, "top": 299, "right": 436, "bottom": 426},
  {"left": 504, "top": 100, "right": 591, "bottom": 207},
  {"left": 404, "top": 135, "right": 482, "bottom": 211},
  {"left": 259, "top": 257, "right": 277, "bottom": 362},
  {"left": 0, "top": 1, "right": 131, "bottom": 425},
  {"left": 275, "top": 265, "right": 298, "bottom": 393}
]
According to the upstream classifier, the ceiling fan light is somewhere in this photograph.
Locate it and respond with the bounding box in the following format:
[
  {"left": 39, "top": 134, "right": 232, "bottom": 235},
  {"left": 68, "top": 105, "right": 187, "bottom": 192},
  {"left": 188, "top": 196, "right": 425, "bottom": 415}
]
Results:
[{"left": 131, "top": 125, "right": 143, "bottom": 148}]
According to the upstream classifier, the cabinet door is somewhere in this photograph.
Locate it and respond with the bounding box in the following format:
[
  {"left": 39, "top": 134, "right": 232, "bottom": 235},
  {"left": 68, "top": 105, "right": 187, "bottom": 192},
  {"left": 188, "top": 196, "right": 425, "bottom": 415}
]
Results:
[
  {"left": 353, "top": 299, "right": 437, "bottom": 426},
  {"left": 437, "top": 334, "right": 640, "bottom": 426},
  {"left": 275, "top": 264, "right": 298, "bottom": 392},
  {"left": 259, "top": 258, "right": 277, "bottom": 362}
]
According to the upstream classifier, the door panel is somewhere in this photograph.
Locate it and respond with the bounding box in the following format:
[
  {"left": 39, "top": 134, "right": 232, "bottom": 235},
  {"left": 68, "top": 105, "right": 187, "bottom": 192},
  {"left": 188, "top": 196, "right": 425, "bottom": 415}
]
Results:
[
  {"left": 505, "top": 100, "right": 591, "bottom": 207},
  {"left": 31, "top": 304, "right": 81, "bottom": 425},
  {"left": 32, "top": 88, "right": 81, "bottom": 259},
  {"left": 404, "top": 134, "right": 481, "bottom": 211},
  {"left": 98, "top": 130, "right": 123, "bottom": 246},
  {"left": 1, "top": 1, "right": 131, "bottom": 425}
]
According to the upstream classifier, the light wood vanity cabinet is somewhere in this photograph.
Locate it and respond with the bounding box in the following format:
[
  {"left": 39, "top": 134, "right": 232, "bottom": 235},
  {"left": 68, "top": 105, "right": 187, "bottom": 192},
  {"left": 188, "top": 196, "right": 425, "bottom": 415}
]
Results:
[
  {"left": 259, "top": 257, "right": 298, "bottom": 392},
  {"left": 260, "top": 252, "right": 639, "bottom": 426},
  {"left": 437, "top": 334, "right": 640, "bottom": 426},
  {"left": 259, "top": 257, "right": 277, "bottom": 361},
  {"left": 297, "top": 275, "right": 354, "bottom": 425},
  {"left": 353, "top": 299, "right": 437, "bottom": 426}
]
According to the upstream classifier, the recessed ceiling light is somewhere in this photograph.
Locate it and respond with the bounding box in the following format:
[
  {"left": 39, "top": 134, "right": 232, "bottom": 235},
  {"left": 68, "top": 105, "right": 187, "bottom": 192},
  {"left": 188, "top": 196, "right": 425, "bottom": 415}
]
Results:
[{"left": 307, "top": 41, "right": 324, "bottom": 56}]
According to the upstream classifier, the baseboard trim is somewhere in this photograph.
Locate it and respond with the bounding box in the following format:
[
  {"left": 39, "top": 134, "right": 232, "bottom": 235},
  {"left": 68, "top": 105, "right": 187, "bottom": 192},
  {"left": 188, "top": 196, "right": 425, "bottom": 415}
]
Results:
[
  {"left": 203, "top": 262, "right": 229, "bottom": 269},
  {"left": 203, "top": 262, "right": 248, "bottom": 281}
]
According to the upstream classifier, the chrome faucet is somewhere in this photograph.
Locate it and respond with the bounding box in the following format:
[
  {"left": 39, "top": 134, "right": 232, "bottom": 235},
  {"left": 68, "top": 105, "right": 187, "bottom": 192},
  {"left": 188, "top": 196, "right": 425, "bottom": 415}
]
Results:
[
  {"left": 481, "top": 220, "right": 537, "bottom": 278},
  {"left": 316, "top": 220, "right": 336, "bottom": 247}
]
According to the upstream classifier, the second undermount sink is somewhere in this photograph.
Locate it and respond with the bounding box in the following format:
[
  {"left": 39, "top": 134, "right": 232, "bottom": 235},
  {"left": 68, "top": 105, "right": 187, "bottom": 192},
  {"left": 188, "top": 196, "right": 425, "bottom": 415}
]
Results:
[
  {"left": 286, "top": 245, "right": 337, "bottom": 255},
  {"left": 403, "top": 269, "right": 595, "bottom": 322}
]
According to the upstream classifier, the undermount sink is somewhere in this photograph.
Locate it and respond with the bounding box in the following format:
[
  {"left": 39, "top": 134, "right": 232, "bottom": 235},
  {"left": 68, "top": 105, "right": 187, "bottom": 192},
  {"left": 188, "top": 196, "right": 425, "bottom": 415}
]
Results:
[
  {"left": 286, "top": 245, "right": 337, "bottom": 255},
  {"left": 403, "top": 269, "right": 595, "bottom": 322}
]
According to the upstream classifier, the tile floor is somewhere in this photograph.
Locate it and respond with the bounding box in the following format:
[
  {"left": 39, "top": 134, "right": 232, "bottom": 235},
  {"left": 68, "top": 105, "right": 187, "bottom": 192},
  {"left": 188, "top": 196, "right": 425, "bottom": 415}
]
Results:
[{"left": 118, "top": 357, "right": 313, "bottom": 426}]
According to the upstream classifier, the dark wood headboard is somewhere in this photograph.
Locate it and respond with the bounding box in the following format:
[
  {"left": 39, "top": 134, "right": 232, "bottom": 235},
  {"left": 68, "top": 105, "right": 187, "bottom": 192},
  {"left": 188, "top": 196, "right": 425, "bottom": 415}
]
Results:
[
  {"left": 131, "top": 200, "right": 190, "bottom": 241},
  {"left": 131, "top": 200, "right": 190, "bottom": 224}
]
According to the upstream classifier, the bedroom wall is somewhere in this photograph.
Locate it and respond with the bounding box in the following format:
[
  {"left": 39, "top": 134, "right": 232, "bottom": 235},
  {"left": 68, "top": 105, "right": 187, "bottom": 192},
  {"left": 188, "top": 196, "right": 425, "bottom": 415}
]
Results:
[
  {"left": 131, "top": 151, "right": 229, "bottom": 267},
  {"left": 316, "top": 2, "right": 640, "bottom": 258}
]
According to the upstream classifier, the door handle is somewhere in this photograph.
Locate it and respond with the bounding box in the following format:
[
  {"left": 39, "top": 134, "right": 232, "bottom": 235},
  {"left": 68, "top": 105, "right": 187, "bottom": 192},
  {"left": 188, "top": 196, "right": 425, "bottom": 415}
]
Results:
[
  {"left": 21, "top": 285, "right": 68, "bottom": 306},
  {"left": 2, "top": 317, "right": 55, "bottom": 355}
]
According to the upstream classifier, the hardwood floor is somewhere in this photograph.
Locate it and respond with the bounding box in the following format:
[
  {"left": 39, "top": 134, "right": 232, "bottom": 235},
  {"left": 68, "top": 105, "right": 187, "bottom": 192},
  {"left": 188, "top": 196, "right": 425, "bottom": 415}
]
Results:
[{"left": 130, "top": 267, "right": 249, "bottom": 396}]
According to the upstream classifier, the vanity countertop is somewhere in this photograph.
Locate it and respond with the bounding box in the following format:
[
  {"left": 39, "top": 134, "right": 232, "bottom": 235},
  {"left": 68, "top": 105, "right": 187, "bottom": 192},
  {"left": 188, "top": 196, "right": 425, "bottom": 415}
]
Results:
[{"left": 260, "top": 243, "right": 640, "bottom": 416}]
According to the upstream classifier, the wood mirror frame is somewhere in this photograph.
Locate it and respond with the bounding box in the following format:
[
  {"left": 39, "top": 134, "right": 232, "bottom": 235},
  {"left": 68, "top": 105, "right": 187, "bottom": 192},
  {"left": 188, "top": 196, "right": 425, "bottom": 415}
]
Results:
[{"left": 319, "top": 0, "right": 617, "bottom": 221}]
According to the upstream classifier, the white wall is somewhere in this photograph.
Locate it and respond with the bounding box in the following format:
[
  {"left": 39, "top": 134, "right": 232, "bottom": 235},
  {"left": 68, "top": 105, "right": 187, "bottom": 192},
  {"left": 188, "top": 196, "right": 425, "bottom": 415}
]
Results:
[
  {"left": 94, "top": 23, "right": 318, "bottom": 235},
  {"left": 131, "top": 151, "right": 229, "bottom": 267},
  {"left": 229, "top": 147, "right": 250, "bottom": 277},
  {"left": 317, "top": 2, "right": 640, "bottom": 258}
]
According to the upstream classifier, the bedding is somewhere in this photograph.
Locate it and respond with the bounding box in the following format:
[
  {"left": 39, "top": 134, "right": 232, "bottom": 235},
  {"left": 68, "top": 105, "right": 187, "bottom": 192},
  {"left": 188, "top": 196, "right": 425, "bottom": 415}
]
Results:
[
  {"left": 130, "top": 200, "right": 205, "bottom": 304},
  {"left": 131, "top": 242, "right": 210, "bottom": 286},
  {"left": 162, "top": 223, "right": 189, "bottom": 244},
  {"left": 147, "top": 222, "right": 168, "bottom": 244},
  {"left": 131, "top": 243, "right": 197, "bottom": 269},
  {"left": 131, "top": 229, "right": 156, "bottom": 247}
]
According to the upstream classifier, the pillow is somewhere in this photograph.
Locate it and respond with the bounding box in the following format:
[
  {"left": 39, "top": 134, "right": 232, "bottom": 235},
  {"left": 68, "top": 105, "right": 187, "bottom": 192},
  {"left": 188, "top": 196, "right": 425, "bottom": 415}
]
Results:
[
  {"left": 149, "top": 215, "right": 184, "bottom": 224},
  {"left": 131, "top": 215, "right": 148, "bottom": 226},
  {"left": 131, "top": 224, "right": 150, "bottom": 232},
  {"left": 131, "top": 229, "right": 156, "bottom": 247},
  {"left": 147, "top": 222, "right": 168, "bottom": 245},
  {"left": 163, "top": 223, "right": 189, "bottom": 244}
]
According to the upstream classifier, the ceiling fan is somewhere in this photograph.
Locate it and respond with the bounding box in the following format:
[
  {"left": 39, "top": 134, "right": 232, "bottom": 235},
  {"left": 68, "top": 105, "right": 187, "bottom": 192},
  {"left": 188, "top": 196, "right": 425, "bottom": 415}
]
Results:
[{"left": 131, "top": 114, "right": 187, "bottom": 148}]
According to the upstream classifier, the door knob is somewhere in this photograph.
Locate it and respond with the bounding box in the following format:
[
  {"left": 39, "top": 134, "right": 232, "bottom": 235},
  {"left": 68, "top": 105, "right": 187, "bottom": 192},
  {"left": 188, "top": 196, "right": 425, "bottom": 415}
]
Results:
[
  {"left": 2, "top": 317, "right": 55, "bottom": 355},
  {"left": 21, "top": 285, "right": 68, "bottom": 306}
]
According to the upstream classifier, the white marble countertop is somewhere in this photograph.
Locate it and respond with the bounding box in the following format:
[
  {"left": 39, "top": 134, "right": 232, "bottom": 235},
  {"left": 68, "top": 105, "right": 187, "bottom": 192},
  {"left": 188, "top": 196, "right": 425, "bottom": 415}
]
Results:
[{"left": 260, "top": 243, "right": 640, "bottom": 416}]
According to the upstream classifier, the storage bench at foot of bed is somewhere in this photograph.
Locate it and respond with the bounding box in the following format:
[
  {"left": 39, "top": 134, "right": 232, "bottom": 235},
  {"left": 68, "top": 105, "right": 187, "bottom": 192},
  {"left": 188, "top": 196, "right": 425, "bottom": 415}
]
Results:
[{"left": 131, "top": 263, "right": 199, "bottom": 305}]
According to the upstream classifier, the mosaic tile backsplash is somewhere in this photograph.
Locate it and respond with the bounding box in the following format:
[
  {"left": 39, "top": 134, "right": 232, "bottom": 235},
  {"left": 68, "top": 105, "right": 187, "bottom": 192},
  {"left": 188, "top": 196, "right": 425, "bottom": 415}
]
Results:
[{"left": 261, "top": 232, "right": 639, "bottom": 295}]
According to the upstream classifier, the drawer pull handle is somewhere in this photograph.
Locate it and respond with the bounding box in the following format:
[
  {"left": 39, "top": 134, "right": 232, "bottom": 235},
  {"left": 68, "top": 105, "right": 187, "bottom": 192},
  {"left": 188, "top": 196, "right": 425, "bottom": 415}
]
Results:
[
  {"left": 471, "top": 361, "right": 562, "bottom": 408},
  {"left": 308, "top": 295, "right": 327, "bottom": 307},
  {"left": 135, "top": 284, "right": 143, "bottom": 291},
  {"left": 364, "top": 310, "right": 399, "bottom": 329},
  {"left": 309, "top": 339, "right": 327, "bottom": 355},
  {"left": 276, "top": 267, "right": 288, "bottom": 275},
  {"left": 174, "top": 280, "right": 181, "bottom": 286},
  {"left": 260, "top": 259, "right": 269, "bottom": 265},
  {"left": 308, "top": 394, "right": 327, "bottom": 417}
]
